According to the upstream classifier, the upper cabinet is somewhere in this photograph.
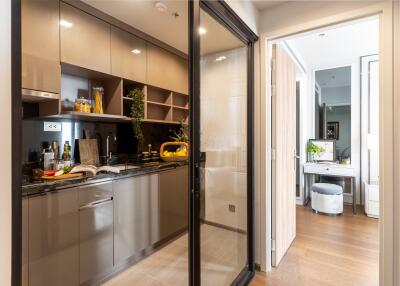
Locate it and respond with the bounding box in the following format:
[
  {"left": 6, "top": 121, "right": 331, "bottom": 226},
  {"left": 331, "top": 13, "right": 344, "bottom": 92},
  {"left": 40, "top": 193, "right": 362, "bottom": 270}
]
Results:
[
  {"left": 22, "top": 0, "right": 60, "bottom": 94},
  {"left": 111, "top": 27, "right": 147, "bottom": 83},
  {"left": 147, "top": 44, "right": 188, "bottom": 95},
  {"left": 60, "top": 3, "right": 111, "bottom": 74}
]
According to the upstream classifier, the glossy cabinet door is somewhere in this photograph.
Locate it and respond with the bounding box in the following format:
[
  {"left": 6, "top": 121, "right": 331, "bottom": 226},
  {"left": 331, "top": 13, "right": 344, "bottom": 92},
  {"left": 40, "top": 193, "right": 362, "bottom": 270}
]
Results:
[
  {"left": 60, "top": 2, "right": 111, "bottom": 74},
  {"left": 28, "top": 190, "right": 79, "bottom": 286},
  {"left": 78, "top": 182, "right": 114, "bottom": 284},
  {"left": 22, "top": 198, "right": 28, "bottom": 286},
  {"left": 113, "top": 175, "right": 158, "bottom": 264},
  {"left": 159, "top": 166, "right": 189, "bottom": 240},
  {"left": 22, "top": 0, "right": 60, "bottom": 93},
  {"left": 111, "top": 26, "right": 147, "bottom": 83},
  {"left": 147, "top": 44, "right": 188, "bottom": 94}
]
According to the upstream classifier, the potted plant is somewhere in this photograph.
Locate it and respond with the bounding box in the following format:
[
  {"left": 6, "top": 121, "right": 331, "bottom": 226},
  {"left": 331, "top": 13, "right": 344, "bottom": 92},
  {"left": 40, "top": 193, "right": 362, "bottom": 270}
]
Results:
[
  {"left": 127, "top": 88, "right": 145, "bottom": 149},
  {"left": 307, "top": 141, "right": 325, "bottom": 162}
]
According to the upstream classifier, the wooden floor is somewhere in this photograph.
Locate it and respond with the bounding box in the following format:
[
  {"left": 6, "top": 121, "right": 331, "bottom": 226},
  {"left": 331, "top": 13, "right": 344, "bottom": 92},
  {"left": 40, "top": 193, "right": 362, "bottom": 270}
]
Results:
[{"left": 251, "top": 205, "right": 379, "bottom": 286}]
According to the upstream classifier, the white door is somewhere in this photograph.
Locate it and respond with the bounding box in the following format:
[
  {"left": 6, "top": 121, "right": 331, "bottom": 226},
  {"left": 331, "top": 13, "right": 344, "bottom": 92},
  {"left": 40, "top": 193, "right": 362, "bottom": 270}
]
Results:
[{"left": 271, "top": 43, "right": 297, "bottom": 266}]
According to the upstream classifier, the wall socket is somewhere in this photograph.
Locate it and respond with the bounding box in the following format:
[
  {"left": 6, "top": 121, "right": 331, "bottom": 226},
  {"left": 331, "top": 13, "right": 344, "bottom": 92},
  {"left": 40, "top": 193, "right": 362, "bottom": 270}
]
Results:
[
  {"left": 228, "top": 204, "right": 236, "bottom": 213},
  {"left": 44, "top": 121, "right": 62, "bottom": 132}
]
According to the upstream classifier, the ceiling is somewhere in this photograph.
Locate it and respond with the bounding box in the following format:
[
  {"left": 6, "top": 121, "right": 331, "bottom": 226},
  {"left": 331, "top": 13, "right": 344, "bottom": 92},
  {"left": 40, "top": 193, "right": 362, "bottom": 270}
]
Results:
[
  {"left": 285, "top": 17, "right": 379, "bottom": 69},
  {"left": 250, "top": 0, "right": 287, "bottom": 10},
  {"left": 82, "top": 0, "right": 188, "bottom": 53},
  {"left": 316, "top": 66, "right": 351, "bottom": 88}
]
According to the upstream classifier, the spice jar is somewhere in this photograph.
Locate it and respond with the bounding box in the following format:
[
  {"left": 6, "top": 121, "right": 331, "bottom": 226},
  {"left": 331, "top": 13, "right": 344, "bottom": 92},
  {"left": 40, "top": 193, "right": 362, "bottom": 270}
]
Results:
[
  {"left": 92, "top": 87, "right": 104, "bottom": 114},
  {"left": 74, "top": 97, "right": 91, "bottom": 113}
]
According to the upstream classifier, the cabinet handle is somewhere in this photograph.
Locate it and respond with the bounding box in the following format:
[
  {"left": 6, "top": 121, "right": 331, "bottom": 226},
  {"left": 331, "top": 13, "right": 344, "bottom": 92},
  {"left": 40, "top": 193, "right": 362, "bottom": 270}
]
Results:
[{"left": 79, "top": 197, "right": 113, "bottom": 211}]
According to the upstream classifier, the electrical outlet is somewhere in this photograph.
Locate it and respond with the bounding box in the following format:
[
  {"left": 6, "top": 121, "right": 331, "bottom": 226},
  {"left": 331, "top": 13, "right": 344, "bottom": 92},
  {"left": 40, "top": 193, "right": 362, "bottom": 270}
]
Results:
[
  {"left": 229, "top": 204, "right": 235, "bottom": 212},
  {"left": 44, "top": 121, "right": 62, "bottom": 132}
]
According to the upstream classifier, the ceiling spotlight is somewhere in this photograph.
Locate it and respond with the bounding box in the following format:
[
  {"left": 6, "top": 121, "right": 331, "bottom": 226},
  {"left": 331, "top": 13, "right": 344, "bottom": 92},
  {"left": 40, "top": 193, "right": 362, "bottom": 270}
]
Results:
[
  {"left": 215, "top": 56, "right": 227, "bottom": 62},
  {"left": 318, "top": 33, "right": 326, "bottom": 38},
  {"left": 199, "top": 27, "right": 207, "bottom": 35},
  {"left": 155, "top": 2, "right": 168, "bottom": 12},
  {"left": 60, "top": 20, "right": 73, "bottom": 28},
  {"left": 131, "top": 49, "right": 141, "bottom": 54}
]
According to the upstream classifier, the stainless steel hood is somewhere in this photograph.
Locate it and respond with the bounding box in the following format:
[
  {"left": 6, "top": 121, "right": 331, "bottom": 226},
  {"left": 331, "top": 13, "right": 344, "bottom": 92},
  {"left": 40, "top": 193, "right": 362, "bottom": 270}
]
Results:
[{"left": 22, "top": 89, "right": 59, "bottom": 102}]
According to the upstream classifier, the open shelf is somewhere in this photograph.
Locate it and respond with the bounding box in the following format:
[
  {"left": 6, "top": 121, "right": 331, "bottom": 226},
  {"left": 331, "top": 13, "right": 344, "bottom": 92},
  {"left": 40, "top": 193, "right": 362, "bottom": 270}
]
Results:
[
  {"left": 30, "top": 63, "right": 189, "bottom": 124},
  {"left": 55, "top": 111, "right": 130, "bottom": 122},
  {"left": 172, "top": 92, "right": 189, "bottom": 109},
  {"left": 60, "top": 63, "right": 123, "bottom": 116},
  {"left": 172, "top": 107, "right": 189, "bottom": 124},
  {"left": 147, "top": 86, "right": 172, "bottom": 105},
  {"left": 147, "top": 104, "right": 172, "bottom": 122}
]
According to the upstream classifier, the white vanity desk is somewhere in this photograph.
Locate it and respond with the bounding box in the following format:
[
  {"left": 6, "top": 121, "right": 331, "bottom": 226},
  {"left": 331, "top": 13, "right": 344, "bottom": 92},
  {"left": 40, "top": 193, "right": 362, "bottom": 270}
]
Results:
[{"left": 303, "top": 162, "right": 356, "bottom": 214}]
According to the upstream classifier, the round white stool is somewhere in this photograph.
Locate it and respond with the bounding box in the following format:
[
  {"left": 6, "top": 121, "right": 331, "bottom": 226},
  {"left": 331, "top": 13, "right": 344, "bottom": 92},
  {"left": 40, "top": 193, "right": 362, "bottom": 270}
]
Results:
[{"left": 311, "top": 183, "right": 343, "bottom": 215}]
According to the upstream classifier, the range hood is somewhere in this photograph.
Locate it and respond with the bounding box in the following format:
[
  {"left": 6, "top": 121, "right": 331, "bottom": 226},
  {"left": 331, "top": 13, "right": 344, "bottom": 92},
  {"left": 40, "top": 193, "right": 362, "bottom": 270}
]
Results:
[{"left": 22, "top": 89, "right": 59, "bottom": 102}]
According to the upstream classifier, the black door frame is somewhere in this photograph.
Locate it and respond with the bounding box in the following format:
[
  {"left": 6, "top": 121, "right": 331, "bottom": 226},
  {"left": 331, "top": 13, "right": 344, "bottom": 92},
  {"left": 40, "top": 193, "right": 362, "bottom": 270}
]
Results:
[
  {"left": 12, "top": 0, "right": 22, "bottom": 285},
  {"left": 188, "top": 1, "right": 258, "bottom": 285}
]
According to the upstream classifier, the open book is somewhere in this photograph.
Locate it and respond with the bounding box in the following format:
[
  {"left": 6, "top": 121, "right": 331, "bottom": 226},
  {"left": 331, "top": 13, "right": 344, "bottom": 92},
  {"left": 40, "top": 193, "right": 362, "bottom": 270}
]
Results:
[{"left": 70, "top": 164, "right": 120, "bottom": 176}]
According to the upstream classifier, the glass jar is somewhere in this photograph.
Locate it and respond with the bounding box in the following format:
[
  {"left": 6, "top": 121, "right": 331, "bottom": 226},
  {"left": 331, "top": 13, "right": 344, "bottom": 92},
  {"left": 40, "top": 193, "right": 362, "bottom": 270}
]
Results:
[
  {"left": 74, "top": 97, "right": 91, "bottom": 113},
  {"left": 92, "top": 87, "right": 104, "bottom": 114}
]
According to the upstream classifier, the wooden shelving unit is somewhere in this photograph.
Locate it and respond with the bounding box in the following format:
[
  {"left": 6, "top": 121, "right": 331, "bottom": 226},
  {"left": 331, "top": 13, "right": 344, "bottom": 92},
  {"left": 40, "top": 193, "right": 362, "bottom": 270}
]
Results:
[
  {"left": 123, "top": 84, "right": 189, "bottom": 125},
  {"left": 23, "top": 63, "right": 188, "bottom": 124}
]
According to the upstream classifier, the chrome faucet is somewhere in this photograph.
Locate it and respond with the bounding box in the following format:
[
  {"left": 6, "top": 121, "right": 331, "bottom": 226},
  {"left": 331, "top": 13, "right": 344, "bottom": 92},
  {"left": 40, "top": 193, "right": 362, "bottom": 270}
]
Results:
[{"left": 106, "top": 133, "right": 117, "bottom": 165}]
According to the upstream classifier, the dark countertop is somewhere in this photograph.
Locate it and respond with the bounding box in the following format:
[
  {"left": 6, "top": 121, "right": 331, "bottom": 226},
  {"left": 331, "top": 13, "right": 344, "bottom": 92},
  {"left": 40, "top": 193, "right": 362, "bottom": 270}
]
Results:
[{"left": 22, "top": 161, "right": 188, "bottom": 197}]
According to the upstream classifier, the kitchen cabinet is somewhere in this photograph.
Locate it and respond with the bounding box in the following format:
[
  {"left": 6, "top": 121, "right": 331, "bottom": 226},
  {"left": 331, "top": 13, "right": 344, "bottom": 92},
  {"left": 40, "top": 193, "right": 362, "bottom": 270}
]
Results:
[
  {"left": 78, "top": 182, "right": 114, "bottom": 284},
  {"left": 28, "top": 190, "right": 79, "bottom": 286},
  {"left": 60, "top": 2, "right": 111, "bottom": 74},
  {"left": 159, "top": 166, "right": 189, "bottom": 240},
  {"left": 22, "top": 198, "right": 28, "bottom": 286},
  {"left": 111, "top": 27, "right": 147, "bottom": 83},
  {"left": 147, "top": 44, "right": 188, "bottom": 94},
  {"left": 22, "top": 0, "right": 60, "bottom": 94},
  {"left": 113, "top": 174, "right": 159, "bottom": 265}
]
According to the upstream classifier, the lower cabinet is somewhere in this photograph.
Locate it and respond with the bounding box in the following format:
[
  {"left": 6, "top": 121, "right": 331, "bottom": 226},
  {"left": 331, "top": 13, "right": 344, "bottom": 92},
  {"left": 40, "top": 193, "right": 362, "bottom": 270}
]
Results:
[
  {"left": 113, "top": 174, "right": 159, "bottom": 265},
  {"left": 25, "top": 166, "right": 189, "bottom": 285},
  {"left": 159, "top": 166, "right": 189, "bottom": 240},
  {"left": 78, "top": 182, "right": 114, "bottom": 284},
  {"left": 28, "top": 190, "right": 80, "bottom": 286},
  {"left": 22, "top": 198, "right": 28, "bottom": 286}
]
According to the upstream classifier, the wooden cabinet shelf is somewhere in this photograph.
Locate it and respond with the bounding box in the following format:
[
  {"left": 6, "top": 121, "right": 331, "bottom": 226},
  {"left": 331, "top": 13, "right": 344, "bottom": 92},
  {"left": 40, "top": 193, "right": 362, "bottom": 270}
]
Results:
[{"left": 55, "top": 111, "right": 130, "bottom": 122}]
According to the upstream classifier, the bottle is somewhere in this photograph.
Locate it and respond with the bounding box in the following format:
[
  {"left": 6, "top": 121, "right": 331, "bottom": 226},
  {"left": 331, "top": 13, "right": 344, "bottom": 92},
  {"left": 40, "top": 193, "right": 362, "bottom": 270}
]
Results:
[{"left": 62, "top": 141, "right": 72, "bottom": 165}]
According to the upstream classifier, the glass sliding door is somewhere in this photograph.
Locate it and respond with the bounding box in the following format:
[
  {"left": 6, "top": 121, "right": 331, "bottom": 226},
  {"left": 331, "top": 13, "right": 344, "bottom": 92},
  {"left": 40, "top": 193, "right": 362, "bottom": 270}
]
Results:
[{"left": 189, "top": 1, "right": 257, "bottom": 285}]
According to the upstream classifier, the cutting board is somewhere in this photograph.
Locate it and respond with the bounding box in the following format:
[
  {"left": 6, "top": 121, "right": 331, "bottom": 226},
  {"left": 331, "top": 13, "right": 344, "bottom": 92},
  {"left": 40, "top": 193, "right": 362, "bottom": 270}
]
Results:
[
  {"left": 76, "top": 139, "right": 100, "bottom": 166},
  {"left": 42, "top": 173, "right": 83, "bottom": 180}
]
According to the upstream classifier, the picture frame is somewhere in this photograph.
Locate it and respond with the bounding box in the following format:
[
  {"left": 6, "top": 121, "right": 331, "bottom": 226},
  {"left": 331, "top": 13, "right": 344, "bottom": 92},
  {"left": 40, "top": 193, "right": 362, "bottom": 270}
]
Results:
[
  {"left": 308, "top": 139, "right": 336, "bottom": 162},
  {"left": 327, "top": 121, "right": 339, "bottom": 140}
]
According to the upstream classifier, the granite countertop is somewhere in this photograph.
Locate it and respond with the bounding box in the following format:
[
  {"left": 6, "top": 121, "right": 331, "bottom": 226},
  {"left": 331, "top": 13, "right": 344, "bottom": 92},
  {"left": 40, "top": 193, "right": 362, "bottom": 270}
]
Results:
[{"left": 22, "top": 161, "right": 188, "bottom": 197}]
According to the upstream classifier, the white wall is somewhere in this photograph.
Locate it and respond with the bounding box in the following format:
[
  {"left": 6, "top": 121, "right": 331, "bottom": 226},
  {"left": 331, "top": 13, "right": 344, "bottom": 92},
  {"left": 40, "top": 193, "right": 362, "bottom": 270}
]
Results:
[
  {"left": 259, "top": 1, "right": 380, "bottom": 35},
  {"left": 0, "top": 0, "right": 12, "bottom": 285},
  {"left": 225, "top": 0, "right": 259, "bottom": 35}
]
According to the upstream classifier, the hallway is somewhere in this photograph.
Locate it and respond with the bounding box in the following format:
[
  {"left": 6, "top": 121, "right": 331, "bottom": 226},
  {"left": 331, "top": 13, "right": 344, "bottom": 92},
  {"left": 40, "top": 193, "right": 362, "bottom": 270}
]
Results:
[{"left": 252, "top": 205, "right": 379, "bottom": 286}]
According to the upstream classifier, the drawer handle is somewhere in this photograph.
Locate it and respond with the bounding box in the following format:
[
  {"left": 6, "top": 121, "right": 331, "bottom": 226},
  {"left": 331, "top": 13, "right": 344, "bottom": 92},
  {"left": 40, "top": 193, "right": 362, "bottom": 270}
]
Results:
[{"left": 79, "top": 197, "right": 113, "bottom": 211}]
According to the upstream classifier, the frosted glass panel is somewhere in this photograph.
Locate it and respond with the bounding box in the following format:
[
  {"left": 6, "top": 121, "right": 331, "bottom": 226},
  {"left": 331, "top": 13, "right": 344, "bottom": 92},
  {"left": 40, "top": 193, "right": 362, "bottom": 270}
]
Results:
[{"left": 199, "top": 9, "right": 247, "bottom": 286}]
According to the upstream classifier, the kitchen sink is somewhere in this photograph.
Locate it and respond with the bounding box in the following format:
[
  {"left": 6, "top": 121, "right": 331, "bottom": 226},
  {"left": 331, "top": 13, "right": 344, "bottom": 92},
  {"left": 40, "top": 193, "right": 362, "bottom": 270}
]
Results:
[{"left": 112, "top": 164, "right": 141, "bottom": 171}]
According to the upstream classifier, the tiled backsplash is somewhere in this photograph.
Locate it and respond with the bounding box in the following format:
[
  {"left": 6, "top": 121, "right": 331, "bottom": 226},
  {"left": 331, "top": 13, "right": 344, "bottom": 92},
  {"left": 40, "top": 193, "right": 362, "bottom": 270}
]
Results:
[{"left": 22, "top": 118, "right": 180, "bottom": 166}]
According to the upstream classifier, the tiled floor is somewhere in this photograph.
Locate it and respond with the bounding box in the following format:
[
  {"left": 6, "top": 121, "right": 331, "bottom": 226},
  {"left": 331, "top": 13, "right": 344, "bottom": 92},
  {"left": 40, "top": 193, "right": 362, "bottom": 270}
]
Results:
[{"left": 102, "top": 224, "right": 246, "bottom": 286}]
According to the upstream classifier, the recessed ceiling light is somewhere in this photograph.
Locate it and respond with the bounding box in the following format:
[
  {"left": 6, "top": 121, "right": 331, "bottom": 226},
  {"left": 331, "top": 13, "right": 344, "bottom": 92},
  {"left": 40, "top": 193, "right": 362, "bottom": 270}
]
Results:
[
  {"left": 215, "top": 56, "right": 227, "bottom": 62},
  {"left": 155, "top": 2, "right": 168, "bottom": 12},
  {"left": 131, "top": 49, "right": 141, "bottom": 54},
  {"left": 199, "top": 27, "right": 207, "bottom": 35},
  {"left": 60, "top": 20, "right": 73, "bottom": 28}
]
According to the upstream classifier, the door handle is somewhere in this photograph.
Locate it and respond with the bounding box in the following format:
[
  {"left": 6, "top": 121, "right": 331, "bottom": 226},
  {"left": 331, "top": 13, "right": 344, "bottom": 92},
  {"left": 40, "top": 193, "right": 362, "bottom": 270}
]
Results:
[{"left": 79, "top": 197, "right": 113, "bottom": 211}]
